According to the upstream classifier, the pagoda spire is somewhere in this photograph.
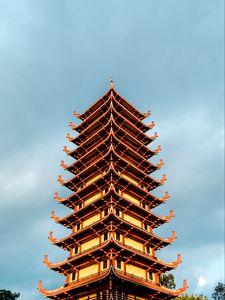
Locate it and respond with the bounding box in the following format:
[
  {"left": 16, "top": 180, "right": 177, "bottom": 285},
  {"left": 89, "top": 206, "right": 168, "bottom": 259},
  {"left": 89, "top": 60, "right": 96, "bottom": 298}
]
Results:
[{"left": 110, "top": 77, "right": 114, "bottom": 89}]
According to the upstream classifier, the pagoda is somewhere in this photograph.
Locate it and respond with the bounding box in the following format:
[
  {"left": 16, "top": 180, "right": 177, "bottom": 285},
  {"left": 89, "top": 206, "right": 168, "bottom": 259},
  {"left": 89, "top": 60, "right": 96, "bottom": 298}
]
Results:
[{"left": 38, "top": 81, "right": 187, "bottom": 300}]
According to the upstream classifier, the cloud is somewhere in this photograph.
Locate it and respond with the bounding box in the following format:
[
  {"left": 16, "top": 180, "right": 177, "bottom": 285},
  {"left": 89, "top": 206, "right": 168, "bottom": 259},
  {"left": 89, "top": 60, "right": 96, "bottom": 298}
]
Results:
[
  {"left": 0, "top": 1, "right": 223, "bottom": 299},
  {"left": 198, "top": 276, "right": 206, "bottom": 288},
  {"left": 1, "top": 169, "right": 37, "bottom": 197}
]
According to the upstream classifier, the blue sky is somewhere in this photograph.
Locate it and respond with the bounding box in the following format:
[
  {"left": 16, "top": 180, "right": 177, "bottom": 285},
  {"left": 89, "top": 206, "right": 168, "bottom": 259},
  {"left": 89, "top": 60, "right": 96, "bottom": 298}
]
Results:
[{"left": 0, "top": 1, "right": 224, "bottom": 299}]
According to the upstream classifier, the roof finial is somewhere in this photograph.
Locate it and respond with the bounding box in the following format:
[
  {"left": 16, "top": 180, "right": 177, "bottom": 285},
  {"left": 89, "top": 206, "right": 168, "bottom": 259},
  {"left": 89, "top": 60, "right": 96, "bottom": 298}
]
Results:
[{"left": 110, "top": 77, "right": 114, "bottom": 89}]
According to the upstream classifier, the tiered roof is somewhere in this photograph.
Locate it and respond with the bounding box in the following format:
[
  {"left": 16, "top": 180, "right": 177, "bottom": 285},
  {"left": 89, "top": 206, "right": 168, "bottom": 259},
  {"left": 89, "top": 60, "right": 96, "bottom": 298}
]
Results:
[{"left": 38, "top": 81, "right": 187, "bottom": 299}]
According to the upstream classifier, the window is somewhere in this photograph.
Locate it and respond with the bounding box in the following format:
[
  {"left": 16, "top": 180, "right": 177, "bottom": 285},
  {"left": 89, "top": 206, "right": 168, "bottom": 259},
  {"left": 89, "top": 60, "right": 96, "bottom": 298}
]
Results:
[
  {"left": 71, "top": 272, "right": 76, "bottom": 281},
  {"left": 116, "top": 233, "right": 120, "bottom": 241},
  {"left": 74, "top": 246, "right": 79, "bottom": 254},
  {"left": 144, "top": 223, "right": 148, "bottom": 230},
  {"left": 102, "top": 291, "right": 107, "bottom": 300},
  {"left": 142, "top": 203, "right": 146, "bottom": 209},
  {"left": 103, "top": 233, "right": 108, "bottom": 241},
  {"left": 77, "top": 223, "right": 81, "bottom": 230},
  {"left": 78, "top": 202, "right": 82, "bottom": 209},
  {"left": 103, "top": 260, "right": 107, "bottom": 269},
  {"left": 149, "top": 272, "right": 153, "bottom": 281},
  {"left": 116, "top": 208, "right": 120, "bottom": 216},
  {"left": 104, "top": 209, "right": 108, "bottom": 216},
  {"left": 117, "top": 260, "right": 121, "bottom": 269},
  {"left": 146, "top": 246, "right": 150, "bottom": 254}
]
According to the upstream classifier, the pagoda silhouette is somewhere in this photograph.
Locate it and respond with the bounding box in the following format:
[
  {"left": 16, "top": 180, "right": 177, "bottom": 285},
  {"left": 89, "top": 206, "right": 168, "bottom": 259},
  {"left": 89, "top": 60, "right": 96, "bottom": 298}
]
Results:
[{"left": 38, "top": 81, "right": 187, "bottom": 299}]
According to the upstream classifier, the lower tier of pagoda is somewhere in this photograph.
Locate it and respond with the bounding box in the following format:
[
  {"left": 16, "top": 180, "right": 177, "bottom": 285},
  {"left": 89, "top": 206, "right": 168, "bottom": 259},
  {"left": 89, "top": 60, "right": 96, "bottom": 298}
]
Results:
[
  {"left": 51, "top": 191, "right": 173, "bottom": 230},
  {"left": 38, "top": 266, "right": 187, "bottom": 300},
  {"left": 55, "top": 182, "right": 169, "bottom": 211},
  {"left": 48, "top": 211, "right": 176, "bottom": 251},
  {"left": 43, "top": 235, "right": 182, "bottom": 275}
]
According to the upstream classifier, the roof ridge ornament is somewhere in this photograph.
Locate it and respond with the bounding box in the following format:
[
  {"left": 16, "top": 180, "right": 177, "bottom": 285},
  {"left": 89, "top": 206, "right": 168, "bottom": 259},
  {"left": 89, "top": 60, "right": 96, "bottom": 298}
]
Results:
[{"left": 110, "top": 77, "right": 114, "bottom": 90}]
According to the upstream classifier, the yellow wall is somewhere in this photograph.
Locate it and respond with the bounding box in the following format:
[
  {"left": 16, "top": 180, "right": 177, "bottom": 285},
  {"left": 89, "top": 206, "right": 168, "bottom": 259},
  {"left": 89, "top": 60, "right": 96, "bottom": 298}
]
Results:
[
  {"left": 85, "top": 192, "right": 101, "bottom": 206},
  {"left": 126, "top": 264, "right": 146, "bottom": 279},
  {"left": 121, "top": 173, "right": 138, "bottom": 186},
  {"left": 122, "top": 192, "right": 139, "bottom": 206},
  {"left": 124, "top": 213, "right": 141, "bottom": 227},
  {"left": 124, "top": 237, "right": 143, "bottom": 252},
  {"left": 81, "top": 237, "right": 100, "bottom": 252},
  {"left": 86, "top": 173, "right": 102, "bottom": 186},
  {"left": 79, "top": 263, "right": 98, "bottom": 279},
  {"left": 83, "top": 213, "right": 100, "bottom": 228}
]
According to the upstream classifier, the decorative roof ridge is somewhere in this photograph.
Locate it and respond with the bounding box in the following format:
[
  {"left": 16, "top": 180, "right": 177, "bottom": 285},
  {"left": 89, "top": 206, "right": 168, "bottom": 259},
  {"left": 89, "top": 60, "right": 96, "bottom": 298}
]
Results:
[
  {"left": 57, "top": 157, "right": 116, "bottom": 188},
  {"left": 59, "top": 144, "right": 114, "bottom": 185},
  {"left": 112, "top": 213, "right": 177, "bottom": 244},
  {"left": 110, "top": 185, "right": 171, "bottom": 222},
  {"left": 111, "top": 130, "right": 159, "bottom": 158},
  {"left": 75, "top": 90, "right": 150, "bottom": 135},
  {"left": 38, "top": 268, "right": 111, "bottom": 297},
  {"left": 108, "top": 183, "right": 170, "bottom": 208},
  {"left": 65, "top": 118, "right": 158, "bottom": 159},
  {"left": 53, "top": 178, "right": 112, "bottom": 205},
  {"left": 61, "top": 151, "right": 162, "bottom": 176},
  {"left": 52, "top": 187, "right": 168, "bottom": 226},
  {"left": 48, "top": 213, "right": 114, "bottom": 245},
  {"left": 54, "top": 176, "right": 170, "bottom": 207},
  {"left": 68, "top": 133, "right": 111, "bottom": 162},
  {"left": 63, "top": 115, "right": 113, "bottom": 154},
  {"left": 51, "top": 188, "right": 113, "bottom": 224},
  {"left": 156, "top": 253, "right": 182, "bottom": 268},
  {"left": 59, "top": 145, "right": 163, "bottom": 189},
  {"left": 43, "top": 239, "right": 111, "bottom": 270},
  {"left": 112, "top": 268, "right": 188, "bottom": 296},
  {"left": 72, "top": 113, "right": 113, "bottom": 146},
  {"left": 68, "top": 101, "right": 113, "bottom": 141},
  {"left": 110, "top": 93, "right": 151, "bottom": 129},
  {"left": 75, "top": 92, "right": 114, "bottom": 131},
  {"left": 108, "top": 146, "right": 166, "bottom": 187},
  {"left": 162, "top": 209, "right": 174, "bottom": 222},
  {"left": 111, "top": 103, "right": 157, "bottom": 140},
  {"left": 48, "top": 210, "right": 175, "bottom": 247},
  {"left": 78, "top": 83, "right": 147, "bottom": 122},
  {"left": 74, "top": 100, "right": 146, "bottom": 142},
  {"left": 64, "top": 133, "right": 159, "bottom": 173},
  {"left": 78, "top": 89, "right": 112, "bottom": 121},
  {"left": 110, "top": 112, "right": 151, "bottom": 145},
  {"left": 110, "top": 88, "right": 146, "bottom": 120},
  {"left": 110, "top": 118, "right": 161, "bottom": 154},
  {"left": 112, "top": 238, "right": 182, "bottom": 268}
]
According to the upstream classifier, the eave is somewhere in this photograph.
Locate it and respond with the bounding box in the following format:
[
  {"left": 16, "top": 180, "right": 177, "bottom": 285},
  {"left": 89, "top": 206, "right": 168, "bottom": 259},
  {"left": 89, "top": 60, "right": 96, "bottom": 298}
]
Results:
[
  {"left": 43, "top": 236, "right": 182, "bottom": 275},
  {"left": 51, "top": 188, "right": 173, "bottom": 230},
  {"left": 48, "top": 210, "right": 176, "bottom": 251},
  {"left": 38, "top": 266, "right": 187, "bottom": 299}
]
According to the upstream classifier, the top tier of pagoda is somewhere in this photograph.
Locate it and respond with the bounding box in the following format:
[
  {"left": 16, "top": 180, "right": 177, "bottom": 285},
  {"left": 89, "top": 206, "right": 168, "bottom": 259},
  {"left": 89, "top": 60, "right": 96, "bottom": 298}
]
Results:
[{"left": 38, "top": 81, "right": 187, "bottom": 300}]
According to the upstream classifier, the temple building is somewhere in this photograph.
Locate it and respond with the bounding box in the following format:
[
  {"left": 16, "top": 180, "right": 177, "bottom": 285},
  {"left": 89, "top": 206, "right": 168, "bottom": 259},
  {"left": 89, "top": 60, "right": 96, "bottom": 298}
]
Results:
[{"left": 38, "top": 81, "right": 187, "bottom": 299}]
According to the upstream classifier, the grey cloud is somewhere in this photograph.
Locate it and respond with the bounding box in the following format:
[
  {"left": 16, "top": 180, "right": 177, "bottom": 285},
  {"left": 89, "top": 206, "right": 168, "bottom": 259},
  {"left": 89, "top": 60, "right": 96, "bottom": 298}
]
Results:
[{"left": 0, "top": 0, "right": 223, "bottom": 299}]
